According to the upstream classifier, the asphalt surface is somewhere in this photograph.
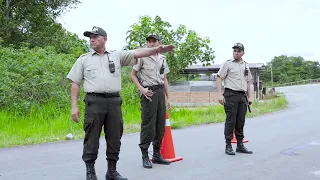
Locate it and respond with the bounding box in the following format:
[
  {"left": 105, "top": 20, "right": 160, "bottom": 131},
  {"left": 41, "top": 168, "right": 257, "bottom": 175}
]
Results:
[{"left": 1, "top": 84, "right": 320, "bottom": 180}]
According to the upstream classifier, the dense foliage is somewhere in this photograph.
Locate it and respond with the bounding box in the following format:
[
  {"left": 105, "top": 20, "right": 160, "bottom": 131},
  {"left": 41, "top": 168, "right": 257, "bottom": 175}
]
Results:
[
  {"left": 0, "top": 46, "right": 76, "bottom": 112},
  {"left": 0, "top": 1, "right": 317, "bottom": 115},
  {"left": 0, "top": 0, "right": 87, "bottom": 55},
  {"left": 0, "top": 0, "right": 89, "bottom": 113},
  {"left": 125, "top": 15, "right": 216, "bottom": 82},
  {"left": 261, "top": 55, "right": 320, "bottom": 85},
  {"left": 0, "top": 46, "right": 143, "bottom": 114}
]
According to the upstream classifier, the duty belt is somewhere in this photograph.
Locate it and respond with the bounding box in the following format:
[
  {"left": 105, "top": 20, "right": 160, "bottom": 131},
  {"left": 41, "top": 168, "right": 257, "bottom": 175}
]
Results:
[
  {"left": 225, "top": 88, "right": 245, "bottom": 94},
  {"left": 86, "top": 92, "right": 120, "bottom": 98},
  {"left": 144, "top": 84, "right": 163, "bottom": 91},
  {"left": 225, "top": 88, "right": 251, "bottom": 112}
]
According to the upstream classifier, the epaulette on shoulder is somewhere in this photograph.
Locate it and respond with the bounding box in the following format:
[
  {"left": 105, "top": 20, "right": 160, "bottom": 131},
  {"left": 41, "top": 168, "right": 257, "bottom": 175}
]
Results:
[
  {"left": 107, "top": 49, "right": 117, "bottom": 53},
  {"left": 79, "top": 52, "right": 89, "bottom": 57},
  {"left": 79, "top": 52, "right": 91, "bottom": 64}
]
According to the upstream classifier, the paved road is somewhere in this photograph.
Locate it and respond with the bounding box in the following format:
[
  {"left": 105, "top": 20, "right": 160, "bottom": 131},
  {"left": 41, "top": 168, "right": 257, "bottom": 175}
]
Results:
[{"left": 1, "top": 84, "right": 320, "bottom": 180}]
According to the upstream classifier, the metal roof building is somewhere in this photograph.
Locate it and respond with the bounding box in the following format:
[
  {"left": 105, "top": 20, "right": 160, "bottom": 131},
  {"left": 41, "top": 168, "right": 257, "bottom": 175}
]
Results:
[
  {"left": 180, "top": 63, "right": 266, "bottom": 74},
  {"left": 180, "top": 63, "right": 266, "bottom": 100}
]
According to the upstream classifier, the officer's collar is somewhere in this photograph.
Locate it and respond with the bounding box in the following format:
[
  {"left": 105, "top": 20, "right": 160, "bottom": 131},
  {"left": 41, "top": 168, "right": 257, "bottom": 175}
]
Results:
[
  {"left": 231, "top": 57, "right": 244, "bottom": 63},
  {"left": 90, "top": 48, "right": 111, "bottom": 56}
]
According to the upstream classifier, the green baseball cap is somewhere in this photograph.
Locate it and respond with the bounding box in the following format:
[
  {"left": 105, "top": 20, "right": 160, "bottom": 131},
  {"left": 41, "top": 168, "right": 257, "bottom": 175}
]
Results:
[{"left": 83, "top": 26, "right": 107, "bottom": 37}]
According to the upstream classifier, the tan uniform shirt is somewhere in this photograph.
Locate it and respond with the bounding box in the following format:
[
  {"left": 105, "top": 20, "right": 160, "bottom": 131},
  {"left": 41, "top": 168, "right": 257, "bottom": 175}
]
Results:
[
  {"left": 66, "top": 49, "right": 136, "bottom": 93},
  {"left": 217, "top": 58, "right": 253, "bottom": 92},
  {"left": 132, "top": 54, "right": 170, "bottom": 87}
]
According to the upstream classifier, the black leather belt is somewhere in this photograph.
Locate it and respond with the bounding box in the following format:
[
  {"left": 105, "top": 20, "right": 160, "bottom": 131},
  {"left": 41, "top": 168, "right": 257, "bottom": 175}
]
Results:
[
  {"left": 144, "top": 84, "right": 163, "bottom": 91},
  {"left": 225, "top": 88, "right": 245, "bottom": 94},
  {"left": 86, "top": 92, "right": 120, "bottom": 98}
]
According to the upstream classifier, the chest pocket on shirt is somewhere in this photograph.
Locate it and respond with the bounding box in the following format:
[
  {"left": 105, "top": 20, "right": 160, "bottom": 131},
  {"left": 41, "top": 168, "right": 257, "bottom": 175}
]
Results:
[
  {"left": 229, "top": 68, "right": 240, "bottom": 79},
  {"left": 143, "top": 64, "right": 155, "bottom": 75},
  {"left": 84, "top": 66, "right": 97, "bottom": 79}
]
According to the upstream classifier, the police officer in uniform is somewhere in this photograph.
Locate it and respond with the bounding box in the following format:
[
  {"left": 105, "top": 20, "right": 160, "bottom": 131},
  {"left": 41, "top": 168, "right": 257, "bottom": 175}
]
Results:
[
  {"left": 216, "top": 43, "right": 253, "bottom": 156},
  {"left": 67, "top": 26, "right": 175, "bottom": 180},
  {"left": 130, "top": 33, "right": 171, "bottom": 169}
]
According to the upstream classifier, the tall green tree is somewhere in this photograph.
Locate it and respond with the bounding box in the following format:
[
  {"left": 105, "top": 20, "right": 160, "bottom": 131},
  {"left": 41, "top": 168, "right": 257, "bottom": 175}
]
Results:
[
  {"left": 0, "top": 0, "right": 87, "bottom": 55},
  {"left": 125, "top": 15, "right": 215, "bottom": 82}
]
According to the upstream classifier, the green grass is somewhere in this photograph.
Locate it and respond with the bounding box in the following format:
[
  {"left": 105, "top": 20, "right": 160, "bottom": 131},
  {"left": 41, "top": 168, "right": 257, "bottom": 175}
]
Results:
[
  {"left": 169, "top": 94, "right": 288, "bottom": 129},
  {"left": 0, "top": 94, "right": 288, "bottom": 148}
]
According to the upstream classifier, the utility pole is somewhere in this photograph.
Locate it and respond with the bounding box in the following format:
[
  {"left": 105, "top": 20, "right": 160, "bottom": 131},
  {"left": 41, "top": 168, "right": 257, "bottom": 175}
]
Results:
[{"left": 270, "top": 63, "right": 274, "bottom": 87}]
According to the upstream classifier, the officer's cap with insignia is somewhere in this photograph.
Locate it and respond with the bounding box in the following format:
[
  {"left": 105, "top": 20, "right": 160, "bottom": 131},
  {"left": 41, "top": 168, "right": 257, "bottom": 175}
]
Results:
[
  {"left": 146, "top": 32, "right": 161, "bottom": 41},
  {"left": 83, "top": 26, "right": 107, "bottom": 37},
  {"left": 232, "top": 42, "right": 245, "bottom": 51}
]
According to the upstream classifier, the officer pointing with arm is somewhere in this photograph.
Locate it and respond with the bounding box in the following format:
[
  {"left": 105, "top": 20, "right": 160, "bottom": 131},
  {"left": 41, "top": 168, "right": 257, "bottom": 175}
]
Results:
[
  {"left": 66, "top": 26, "right": 175, "bottom": 180},
  {"left": 130, "top": 33, "right": 171, "bottom": 169},
  {"left": 216, "top": 43, "right": 253, "bottom": 156}
]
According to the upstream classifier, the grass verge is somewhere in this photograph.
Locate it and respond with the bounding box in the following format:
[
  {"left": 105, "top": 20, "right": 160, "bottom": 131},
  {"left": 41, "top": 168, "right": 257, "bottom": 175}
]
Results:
[{"left": 0, "top": 94, "right": 288, "bottom": 148}]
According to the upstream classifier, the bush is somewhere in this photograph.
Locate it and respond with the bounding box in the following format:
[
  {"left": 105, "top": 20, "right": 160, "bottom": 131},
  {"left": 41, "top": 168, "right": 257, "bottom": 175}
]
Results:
[
  {"left": 0, "top": 46, "right": 141, "bottom": 116},
  {"left": 0, "top": 46, "right": 74, "bottom": 113}
]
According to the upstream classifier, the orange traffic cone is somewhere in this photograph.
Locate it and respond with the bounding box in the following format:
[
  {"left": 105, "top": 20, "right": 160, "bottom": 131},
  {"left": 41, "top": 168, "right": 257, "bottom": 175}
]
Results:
[
  {"left": 159, "top": 112, "right": 183, "bottom": 162},
  {"left": 231, "top": 130, "right": 248, "bottom": 143}
]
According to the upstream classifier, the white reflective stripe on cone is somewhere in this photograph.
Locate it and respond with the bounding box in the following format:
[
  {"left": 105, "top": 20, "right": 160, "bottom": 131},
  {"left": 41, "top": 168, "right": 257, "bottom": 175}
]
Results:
[{"left": 166, "top": 119, "right": 170, "bottom": 126}]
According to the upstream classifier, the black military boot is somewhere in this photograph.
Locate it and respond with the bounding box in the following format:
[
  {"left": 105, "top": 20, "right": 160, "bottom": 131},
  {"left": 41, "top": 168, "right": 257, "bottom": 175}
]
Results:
[
  {"left": 236, "top": 142, "right": 253, "bottom": 154},
  {"left": 85, "top": 162, "right": 98, "bottom": 180},
  {"left": 105, "top": 160, "right": 128, "bottom": 180},
  {"left": 225, "top": 142, "right": 235, "bottom": 155},
  {"left": 152, "top": 147, "right": 171, "bottom": 165},
  {"left": 141, "top": 149, "right": 152, "bottom": 169}
]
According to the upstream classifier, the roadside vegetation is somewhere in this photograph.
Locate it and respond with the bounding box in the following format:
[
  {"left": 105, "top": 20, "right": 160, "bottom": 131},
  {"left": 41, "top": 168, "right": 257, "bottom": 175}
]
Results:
[
  {"left": 0, "top": 90, "right": 288, "bottom": 148},
  {"left": 1, "top": 1, "right": 314, "bottom": 148}
]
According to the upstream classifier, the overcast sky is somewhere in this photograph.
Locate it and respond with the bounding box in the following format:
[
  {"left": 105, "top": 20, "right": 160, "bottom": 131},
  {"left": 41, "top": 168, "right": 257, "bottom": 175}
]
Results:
[{"left": 57, "top": 0, "right": 320, "bottom": 64}]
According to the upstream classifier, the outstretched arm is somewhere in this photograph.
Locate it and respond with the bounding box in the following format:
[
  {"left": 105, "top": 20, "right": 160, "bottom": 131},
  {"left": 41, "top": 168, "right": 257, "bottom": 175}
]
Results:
[
  {"left": 133, "top": 45, "right": 174, "bottom": 59},
  {"left": 121, "top": 45, "right": 175, "bottom": 67}
]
